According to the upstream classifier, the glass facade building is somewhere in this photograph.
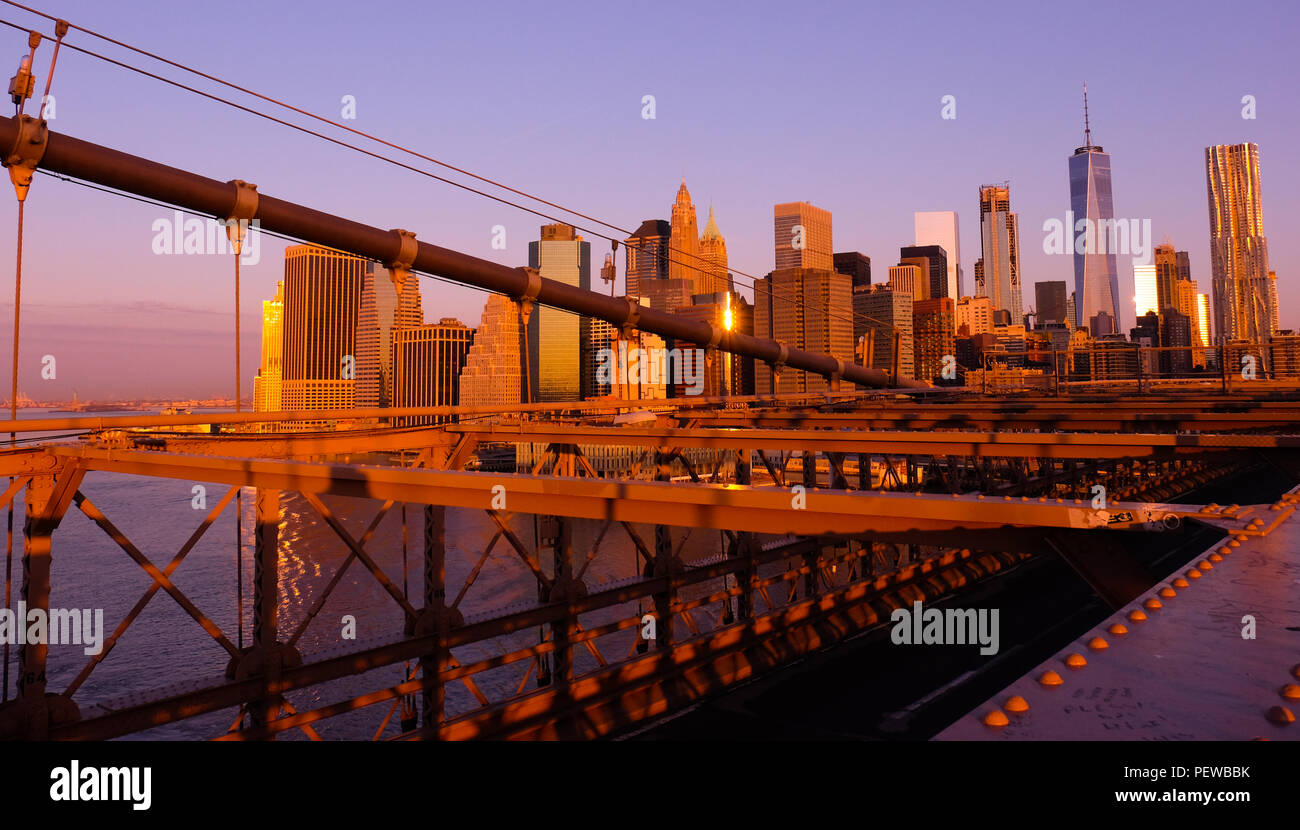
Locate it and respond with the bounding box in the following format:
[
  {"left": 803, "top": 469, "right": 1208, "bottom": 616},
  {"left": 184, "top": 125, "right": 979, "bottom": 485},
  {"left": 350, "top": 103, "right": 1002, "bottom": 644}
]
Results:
[
  {"left": 1069, "top": 141, "right": 1121, "bottom": 330},
  {"left": 976, "top": 185, "right": 1022, "bottom": 321},
  {"left": 1206, "top": 142, "right": 1274, "bottom": 345},
  {"left": 527, "top": 224, "right": 591, "bottom": 402}
]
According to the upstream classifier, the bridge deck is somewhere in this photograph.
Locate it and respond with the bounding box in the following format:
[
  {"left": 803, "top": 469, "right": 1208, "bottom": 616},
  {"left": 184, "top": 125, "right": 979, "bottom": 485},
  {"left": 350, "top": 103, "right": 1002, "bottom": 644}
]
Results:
[{"left": 938, "top": 488, "right": 1300, "bottom": 741}]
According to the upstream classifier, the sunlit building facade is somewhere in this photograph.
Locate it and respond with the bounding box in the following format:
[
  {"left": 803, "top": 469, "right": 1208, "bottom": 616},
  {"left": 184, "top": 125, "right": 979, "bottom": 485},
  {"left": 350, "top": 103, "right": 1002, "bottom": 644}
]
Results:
[
  {"left": 976, "top": 185, "right": 1022, "bottom": 321},
  {"left": 669, "top": 180, "right": 702, "bottom": 295},
  {"left": 698, "top": 206, "right": 731, "bottom": 295},
  {"left": 1069, "top": 124, "right": 1121, "bottom": 330},
  {"left": 913, "top": 297, "right": 955, "bottom": 384},
  {"left": 855, "top": 285, "right": 914, "bottom": 381},
  {"left": 527, "top": 223, "right": 591, "bottom": 402},
  {"left": 459, "top": 293, "right": 521, "bottom": 411},
  {"left": 955, "top": 295, "right": 994, "bottom": 337},
  {"left": 253, "top": 280, "right": 284, "bottom": 415},
  {"left": 774, "top": 202, "right": 833, "bottom": 270},
  {"left": 1133, "top": 263, "right": 1157, "bottom": 318},
  {"left": 623, "top": 219, "right": 670, "bottom": 302},
  {"left": 755, "top": 268, "right": 853, "bottom": 393},
  {"left": 281, "top": 245, "right": 368, "bottom": 414},
  {"left": 1206, "top": 142, "right": 1274, "bottom": 346},
  {"left": 887, "top": 264, "right": 924, "bottom": 299},
  {"left": 356, "top": 267, "right": 423, "bottom": 409},
  {"left": 914, "top": 211, "right": 961, "bottom": 298}
]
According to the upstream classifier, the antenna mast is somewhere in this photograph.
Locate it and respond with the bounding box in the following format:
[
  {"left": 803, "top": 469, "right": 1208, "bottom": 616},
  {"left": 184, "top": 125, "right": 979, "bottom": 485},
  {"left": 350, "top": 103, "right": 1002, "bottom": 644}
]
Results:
[{"left": 1083, "top": 82, "right": 1092, "bottom": 147}]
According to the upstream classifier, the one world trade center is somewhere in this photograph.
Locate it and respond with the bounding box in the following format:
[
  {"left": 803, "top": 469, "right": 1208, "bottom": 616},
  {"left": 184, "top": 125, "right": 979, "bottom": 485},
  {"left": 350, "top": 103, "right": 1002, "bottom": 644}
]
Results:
[{"left": 1069, "top": 85, "right": 1121, "bottom": 332}]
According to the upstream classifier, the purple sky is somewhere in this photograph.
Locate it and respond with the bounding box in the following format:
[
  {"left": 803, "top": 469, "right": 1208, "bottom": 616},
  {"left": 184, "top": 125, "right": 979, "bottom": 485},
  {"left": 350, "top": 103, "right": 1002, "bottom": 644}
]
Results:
[{"left": 0, "top": 0, "right": 1295, "bottom": 399}]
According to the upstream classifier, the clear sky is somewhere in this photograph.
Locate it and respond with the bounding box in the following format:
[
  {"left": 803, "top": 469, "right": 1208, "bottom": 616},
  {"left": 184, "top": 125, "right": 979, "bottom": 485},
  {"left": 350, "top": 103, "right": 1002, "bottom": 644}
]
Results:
[{"left": 0, "top": 0, "right": 1295, "bottom": 399}]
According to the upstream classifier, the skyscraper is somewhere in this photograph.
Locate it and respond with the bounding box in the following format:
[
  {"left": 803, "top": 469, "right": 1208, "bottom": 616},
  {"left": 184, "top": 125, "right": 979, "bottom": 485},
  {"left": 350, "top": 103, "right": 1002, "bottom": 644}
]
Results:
[
  {"left": 1034, "top": 281, "right": 1068, "bottom": 326},
  {"left": 669, "top": 180, "right": 701, "bottom": 293},
  {"left": 1197, "top": 293, "right": 1212, "bottom": 358},
  {"left": 1206, "top": 142, "right": 1275, "bottom": 344},
  {"left": 976, "top": 184, "right": 1022, "bottom": 321},
  {"left": 856, "top": 285, "right": 914, "bottom": 381},
  {"left": 623, "top": 219, "right": 670, "bottom": 302},
  {"left": 887, "top": 264, "right": 925, "bottom": 300},
  {"left": 1069, "top": 87, "right": 1121, "bottom": 330},
  {"left": 955, "top": 296, "right": 993, "bottom": 337},
  {"left": 253, "top": 280, "right": 284, "bottom": 415},
  {"left": 281, "top": 245, "right": 368, "bottom": 413},
  {"left": 356, "top": 267, "right": 423, "bottom": 409},
  {"left": 913, "top": 211, "right": 962, "bottom": 298},
  {"left": 900, "top": 245, "right": 949, "bottom": 300},
  {"left": 754, "top": 267, "right": 853, "bottom": 393},
  {"left": 527, "top": 223, "right": 591, "bottom": 402},
  {"left": 698, "top": 206, "right": 731, "bottom": 295},
  {"left": 1133, "top": 263, "right": 1157, "bottom": 318},
  {"left": 392, "top": 319, "right": 473, "bottom": 426},
  {"left": 1154, "top": 244, "right": 1178, "bottom": 313},
  {"left": 774, "top": 202, "right": 833, "bottom": 270},
  {"left": 832, "top": 252, "right": 871, "bottom": 289},
  {"left": 913, "top": 298, "right": 955, "bottom": 383},
  {"left": 459, "top": 293, "right": 521, "bottom": 411},
  {"left": 675, "top": 291, "right": 753, "bottom": 397}
]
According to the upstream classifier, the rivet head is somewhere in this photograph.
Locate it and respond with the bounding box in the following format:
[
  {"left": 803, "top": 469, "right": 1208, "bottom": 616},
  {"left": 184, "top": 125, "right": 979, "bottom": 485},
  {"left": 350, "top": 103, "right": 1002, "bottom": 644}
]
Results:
[
  {"left": 1128, "top": 609, "right": 1148, "bottom": 623},
  {"left": 1039, "top": 670, "right": 1064, "bottom": 687},
  {"left": 1265, "top": 705, "right": 1295, "bottom": 725},
  {"left": 1209, "top": 553, "right": 1223, "bottom": 563},
  {"left": 983, "top": 709, "right": 1010, "bottom": 727},
  {"left": 1108, "top": 623, "right": 1128, "bottom": 636},
  {"left": 1065, "top": 653, "right": 1088, "bottom": 668},
  {"left": 1005, "top": 695, "right": 1029, "bottom": 713},
  {"left": 1144, "top": 598, "right": 1163, "bottom": 611},
  {"left": 1159, "top": 586, "right": 1176, "bottom": 598},
  {"left": 1087, "top": 636, "right": 1109, "bottom": 651},
  {"left": 1172, "top": 578, "right": 1189, "bottom": 589},
  {"left": 1281, "top": 684, "right": 1300, "bottom": 701},
  {"left": 1187, "top": 568, "right": 1202, "bottom": 579},
  {"left": 1196, "top": 560, "right": 1213, "bottom": 571}
]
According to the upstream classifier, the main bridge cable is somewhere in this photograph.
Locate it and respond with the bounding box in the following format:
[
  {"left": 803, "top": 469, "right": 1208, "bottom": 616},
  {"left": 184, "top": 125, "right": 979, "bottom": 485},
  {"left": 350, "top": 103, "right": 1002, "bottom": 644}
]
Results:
[
  {"left": 10, "top": 126, "right": 919, "bottom": 391},
  {"left": 0, "top": 5, "right": 899, "bottom": 347}
]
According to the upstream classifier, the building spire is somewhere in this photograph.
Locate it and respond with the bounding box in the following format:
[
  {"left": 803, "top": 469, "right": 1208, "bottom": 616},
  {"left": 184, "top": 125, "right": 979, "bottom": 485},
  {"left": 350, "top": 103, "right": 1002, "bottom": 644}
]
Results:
[
  {"left": 1083, "top": 82, "right": 1092, "bottom": 147},
  {"left": 702, "top": 204, "right": 722, "bottom": 240}
]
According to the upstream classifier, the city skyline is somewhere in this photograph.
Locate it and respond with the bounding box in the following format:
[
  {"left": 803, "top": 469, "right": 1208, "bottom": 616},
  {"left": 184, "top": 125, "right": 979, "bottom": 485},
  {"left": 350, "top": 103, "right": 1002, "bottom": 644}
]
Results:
[
  {"left": 0, "top": 0, "right": 1295, "bottom": 397},
  {"left": 1, "top": 0, "right": 1298, "bottom": 761}
]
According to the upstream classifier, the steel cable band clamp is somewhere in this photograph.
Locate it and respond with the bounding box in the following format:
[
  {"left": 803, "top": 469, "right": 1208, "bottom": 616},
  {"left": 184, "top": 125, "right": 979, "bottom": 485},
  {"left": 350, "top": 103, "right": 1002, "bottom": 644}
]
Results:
[
  {"left": 518, "top": 266, "right": 542, "bottom": 324},
  {"left": 4, "top": 115, "right": 48, "bottom": 202},
  {"left": 769, "top": 341, "right": 789, "bottom": 379},
  {"left": 704, "top": 322, "right": 722, "bottom": 365},
  {"left": 386, "top": 228, "right": 418, "bottom": 295},
  {"left": 621, "top": 296, "right": 641, "bottom": 340},
  {"left": 224, "top": 179, "right": 259, "bottom": 253}
]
